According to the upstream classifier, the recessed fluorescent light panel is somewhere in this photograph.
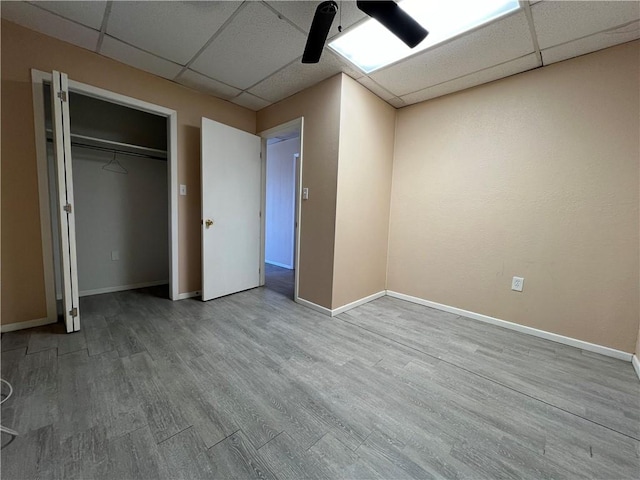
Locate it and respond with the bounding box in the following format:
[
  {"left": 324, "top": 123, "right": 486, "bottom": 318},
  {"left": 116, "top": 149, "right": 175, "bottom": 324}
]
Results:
[{"left": 329, "top": 0, "right": 520, "bottom": 74}]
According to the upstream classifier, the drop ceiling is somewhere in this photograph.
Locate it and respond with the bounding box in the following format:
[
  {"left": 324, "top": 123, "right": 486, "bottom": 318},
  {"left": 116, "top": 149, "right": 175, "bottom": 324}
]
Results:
[{"left": 3, "top": 1, "right": 639, "bottom": 110}]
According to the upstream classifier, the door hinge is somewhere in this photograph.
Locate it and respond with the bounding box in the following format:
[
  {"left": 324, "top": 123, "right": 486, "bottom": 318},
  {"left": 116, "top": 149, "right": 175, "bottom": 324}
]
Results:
[
  {"left": 63, "top": 203, "right": 72, "bottom": 214},
  {"left": 260, "top": 152, "right": 262, "bottom": 159},
  {"left": 57, "top": 90, "right": 67, "bottom": 102},
  {"left": 259, "top": 211, "right": 262, "bottom": 218},
  {"left": 69, "top": 307, "right": 78, "bottom": 317}
]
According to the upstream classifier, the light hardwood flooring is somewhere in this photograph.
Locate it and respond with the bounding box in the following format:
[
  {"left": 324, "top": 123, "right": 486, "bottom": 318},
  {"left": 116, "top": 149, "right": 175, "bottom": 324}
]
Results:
[{"left": 1, "top": 284, "right": 639, "bottom": 479}]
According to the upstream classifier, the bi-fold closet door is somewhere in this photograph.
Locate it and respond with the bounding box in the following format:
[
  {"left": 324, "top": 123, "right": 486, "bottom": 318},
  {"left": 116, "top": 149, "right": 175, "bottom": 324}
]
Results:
[{"left": 50, "top": 70, "right": 80, "bottom": 333}]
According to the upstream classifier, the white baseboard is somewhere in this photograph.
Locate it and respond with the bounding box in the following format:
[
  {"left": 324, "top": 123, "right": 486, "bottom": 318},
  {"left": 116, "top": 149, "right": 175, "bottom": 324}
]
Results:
[
  {"left": 297, "top": 291, "right": 386, "bottom": 317},
  {"left": 386, "top": 291, "right": 633, "bottom": 362},
  {"left": 633, "top": 355, "right": 640, "bottom": 381},
  {"left": 265, "top": 260, "right": 293, "bottom": 270},
  {"left": 177, "top": 291, "right": 201, "bottom": 300},
  {"left": 1, "top": 317, "right": 57, "bottom": 333},
  {"left": 331, "top": 291, "right": 386, "bottom": 317},
  {"left": 80, "top": 280, "right": 168, "bottom": 297},
  {"left": 296, "top": 297, "right": 332, "bottom": 316}
]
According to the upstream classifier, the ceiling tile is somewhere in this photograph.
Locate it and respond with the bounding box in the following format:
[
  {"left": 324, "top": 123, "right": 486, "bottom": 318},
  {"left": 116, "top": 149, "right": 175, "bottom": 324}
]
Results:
[
  {"left": 388, "top": 97, "right": 406, "bottom": 109},
  {"left": 532, "top": 0, "right": 640, "bottom": 49},
  {"left": 190, "top": 2, "right": 307, "bottom": 90},
  {"left": 249, "top": 50, "right": 361, "bottom": 103},
  {"left": 100, "top": 36, "right": 183, "bottom": 80},
  {"left": 107, "top": 1, "right": 241, "bottom": 65},
  {"left": 2, "top": 1, "right": 99, "bottom": 50},
  {"left": 370, "top": 11, "right": 534, "bottom": 97},
  {"left": 400, "top": 53, "right": 540, "bottom": 105},
  {"left": 175, "top": 70, "right": 241, "bottom": 100},
  {"left": 32, "top": 0, "right": 107, "bottom": 30},
  {"left": 231, "top": 93, "right": 272, "bottom": 111},
  {"left": 357, "top": 76, "right": 395, "bottom": 101},
  {"left": 542, "top": 20, "right": 640, "bottom": 65},
  {"left": 266, "top": 0, "right": 367, "bottom": 38}
]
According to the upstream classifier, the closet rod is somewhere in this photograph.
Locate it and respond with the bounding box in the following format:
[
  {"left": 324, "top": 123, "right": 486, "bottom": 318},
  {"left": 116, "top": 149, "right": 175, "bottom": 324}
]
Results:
[{"left": 46, "top": 137, "right": 167, "bottom": 161}]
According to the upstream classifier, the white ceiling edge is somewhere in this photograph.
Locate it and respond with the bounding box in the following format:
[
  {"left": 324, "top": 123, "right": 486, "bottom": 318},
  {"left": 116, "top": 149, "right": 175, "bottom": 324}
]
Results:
[
  {"left": 2, "top": 1, "right": 99, "bottom": 51},
  {"left": 400, "top": 53, "right": 541, "bottom": 106},
  {"left": 231, "top": 92, "right": 272, "bottom": 111},
  {"left": 542, "top": 22, "right": 640, "bottom": 65}
]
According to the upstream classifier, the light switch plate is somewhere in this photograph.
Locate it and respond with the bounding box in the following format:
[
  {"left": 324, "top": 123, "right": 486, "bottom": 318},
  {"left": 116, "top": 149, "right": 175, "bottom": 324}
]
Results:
[
  {"left": 302, "top": 188, "right": 309, "bottom": 200},
  {"left": 111, "top": 250, "right": 120, "bottom": 261},
  {"left": 180, "top": 184, "right": 187, "bottom": 196}
]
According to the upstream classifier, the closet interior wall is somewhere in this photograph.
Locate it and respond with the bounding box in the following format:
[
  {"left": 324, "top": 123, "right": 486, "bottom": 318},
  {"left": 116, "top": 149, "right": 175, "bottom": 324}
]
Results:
[{"left": 44, "top": 87, "right": 169, "bottom": 300}]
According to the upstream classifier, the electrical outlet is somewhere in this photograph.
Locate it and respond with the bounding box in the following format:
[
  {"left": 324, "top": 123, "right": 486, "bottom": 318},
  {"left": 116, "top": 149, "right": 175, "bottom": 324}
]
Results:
[
  {"left": 111, "top": 250, "right": 120, "bottom": 261},
  {"left": 511, "top": 276, "right": 524, "bottom": 292}
]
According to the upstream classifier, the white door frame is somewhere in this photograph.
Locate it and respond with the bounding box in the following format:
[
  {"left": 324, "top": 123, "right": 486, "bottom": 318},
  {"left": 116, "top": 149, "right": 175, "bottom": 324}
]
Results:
[
  {"left": 31, "top": 68, "right": 180, "bottom": 326},
  {"left": 258, "top": 117, "right": 304, "bottom": 303}
]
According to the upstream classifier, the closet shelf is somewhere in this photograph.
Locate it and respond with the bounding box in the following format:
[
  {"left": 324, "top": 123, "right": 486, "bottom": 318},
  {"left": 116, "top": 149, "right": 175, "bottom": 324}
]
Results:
[{"left": 46, "top": 130, "right": 167, "bottom": 160}]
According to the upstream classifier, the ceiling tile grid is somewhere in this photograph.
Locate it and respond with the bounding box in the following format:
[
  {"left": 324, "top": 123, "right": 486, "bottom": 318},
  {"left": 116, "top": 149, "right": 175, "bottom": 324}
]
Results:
[
  {"left": 32, "top": 0, "right": 107, "bottom": 30},
  {"left": 3, "top": 1, "right": 100, "bottom": 51},
  {"left": 100, "top": 35, "right": 183, "bottom": 80},
  {"left": 532, "top": 0, "right": 640, "bottom": 50},
  {"left": 175, "top": 69, "right": 242, "bottom": 100},
  {"left": 249, "top": 50, "right": 362, "bottom": 103},
  {"left": 370, "top": 10, "right": 536, "bottom": 97},
  {"left": 107, "top": 1, "right": 241, "bottom": 66},
  {"left": 266, "top": 0, "right": 367, "bottom": 39},
  {"left": 189, "top": 1, "right": 307, "bottom": 90},
  {"left": 2, "top": 1, "right": 639, "bottom": 110},
  {"left": 231, "top": 92, "right": 272, "bottom": 111},
  {"left": 541, "top": 20, "right": 640, "bottom": 65},
  {"left": 400, "top": 53, "right": 541, "bottom": 105}
]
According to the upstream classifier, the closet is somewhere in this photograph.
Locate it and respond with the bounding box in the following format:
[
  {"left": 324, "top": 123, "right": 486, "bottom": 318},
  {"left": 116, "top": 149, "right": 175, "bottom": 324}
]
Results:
[{"left": 43, "top": 82, "right": 169, "bottom": 321}]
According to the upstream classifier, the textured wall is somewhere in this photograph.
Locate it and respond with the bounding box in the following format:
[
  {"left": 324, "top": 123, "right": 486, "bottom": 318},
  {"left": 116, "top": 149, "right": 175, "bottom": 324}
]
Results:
[
  {"left": 257, "top": 75, "right": 342, "bottom": 309},
  {"left": 1, "top": 20, "right": 254, "bottom": 324},
  {"left": 388, "top": 42, "right": 640, "bottom": 352},
  {"left": 332, "top": 76, "right": 395, "bottom": 309}
]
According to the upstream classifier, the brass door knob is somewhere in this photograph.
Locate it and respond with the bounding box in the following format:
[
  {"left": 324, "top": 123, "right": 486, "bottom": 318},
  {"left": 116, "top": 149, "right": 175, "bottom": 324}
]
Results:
[{"left": 205, "top": 219, "right": 214, "bottom": 228}]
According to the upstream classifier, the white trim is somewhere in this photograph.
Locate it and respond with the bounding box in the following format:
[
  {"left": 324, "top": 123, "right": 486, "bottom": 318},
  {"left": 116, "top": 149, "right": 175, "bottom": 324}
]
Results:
[
  {"left": 265, "top": 260, "right": 293, "bottom": 270},
  {"left": 331, "top": 291, "right": 386, "bottom": 316},
  {"left": 177, "top": 291, "right": 201, "bottom": 300},
  {"left": 79, "top": 280, "right": 168, "bottom": 297},
  {"left": 632, "top": 355, "right": 640, "bottom": 381},
  {"left": 296, "top": 291, "right": 385, "bottom": 317},
  {"left": 296, "top": 297, "right": 333, "bottom": 316},
  {"left": 259, "top": 117, "right": 304, "bottom": 304},
  {"left": 386, "top": 291, "right": 634, "bottom": 362},
  {"left": 1, "top": 317, "right": 57, "bottom": 333},
  {"left": 31, "top": 69, "right": 58, "bottom": 324}
]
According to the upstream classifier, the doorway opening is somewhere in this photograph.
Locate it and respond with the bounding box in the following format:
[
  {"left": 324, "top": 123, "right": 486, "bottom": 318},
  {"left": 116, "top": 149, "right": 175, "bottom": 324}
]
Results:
[
  {"left": 259, "top": 119, "right": 303, "bottom": 302},
  {"left": 32, "top": 69, "right": 179, "bottom": 332},
  {"left": 43, "top": 87, "right": 170, "bottom": 310}
]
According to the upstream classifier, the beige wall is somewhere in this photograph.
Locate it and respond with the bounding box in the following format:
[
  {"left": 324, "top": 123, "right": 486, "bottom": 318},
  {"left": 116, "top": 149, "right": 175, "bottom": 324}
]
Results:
[
  {"left": 388, "top": 41, "right": 640, "bottom": 352},
  {"left": 257, "top": 75, "right": 342, "bottom": 309},
  {"left": 332, "top": 76, "right": 395, "bottom": 308},
  {"left": 1, "top": 20, "right": 255, "bottom": 324}
]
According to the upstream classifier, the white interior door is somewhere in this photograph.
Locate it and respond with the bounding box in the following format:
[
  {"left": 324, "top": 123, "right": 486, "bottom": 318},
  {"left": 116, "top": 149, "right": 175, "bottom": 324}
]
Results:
[
  {"left": 51, "top": 71, "right": 80, "bottom": 332},
  {"left": 201, "top": 117, "right": 261, "bottom": 301}
]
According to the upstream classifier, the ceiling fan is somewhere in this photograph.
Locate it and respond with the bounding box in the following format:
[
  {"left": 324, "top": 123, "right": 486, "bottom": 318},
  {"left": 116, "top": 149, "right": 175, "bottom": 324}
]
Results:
[{"left": 302, "top": 0, "right": 429, "bottom": 64}]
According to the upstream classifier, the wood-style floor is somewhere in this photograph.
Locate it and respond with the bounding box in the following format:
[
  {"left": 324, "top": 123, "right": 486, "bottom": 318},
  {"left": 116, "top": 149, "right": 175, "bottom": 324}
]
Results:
[{"left": 1, "top": 281, "right": 639, "bottom": 479}]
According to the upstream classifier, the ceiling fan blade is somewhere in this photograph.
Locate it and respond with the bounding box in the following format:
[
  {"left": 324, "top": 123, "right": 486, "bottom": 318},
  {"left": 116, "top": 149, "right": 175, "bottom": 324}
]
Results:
[
  {"left": 356, "top": 1, "right": 428, "bottom": 48},
  {"left": 302, "top": 1, "right": 338, "bottom": 63}
]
